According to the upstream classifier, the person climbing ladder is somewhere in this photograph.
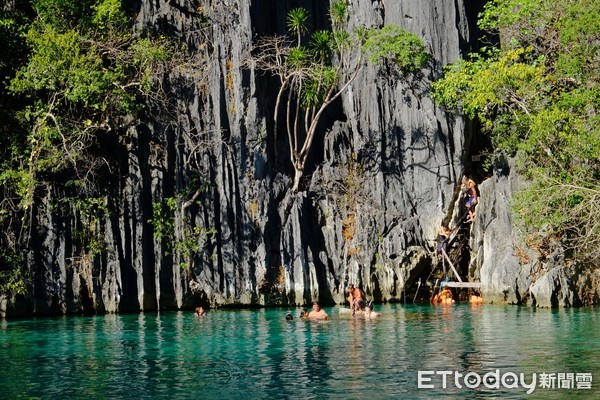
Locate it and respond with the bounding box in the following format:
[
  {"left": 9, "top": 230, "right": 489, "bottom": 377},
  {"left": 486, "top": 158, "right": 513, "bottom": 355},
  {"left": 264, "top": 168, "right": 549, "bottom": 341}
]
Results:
[
  {"left": 435, "top": 222, "right": 452, "bottom": 277},
  {"left": 436, "top": 223, "right": 451, "bottom": 256},
  {"left": 462, "top": 176, "right": 478, "bottom": 223}
]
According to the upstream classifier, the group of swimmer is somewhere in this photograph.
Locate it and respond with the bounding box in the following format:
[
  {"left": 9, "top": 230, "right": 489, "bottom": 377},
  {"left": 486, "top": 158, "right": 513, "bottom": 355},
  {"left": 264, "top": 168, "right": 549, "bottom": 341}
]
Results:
[
  {"left": 286, "top": 302, "right": 330, "bottom": 321},
  {"left": 195, "top": 283, "right": 483, "bottom": 321},
  {"left": 284, "top": 284, "right": 380, "bottom": 321},
  {"left": 431, "top": 288, "right": 484, "bottom": 305},
  {"left": 347, "top": 283, "right": 379, "bottom": 318},
  {"left": 195, "top": 296, "right": 377, "bottom": 322}
]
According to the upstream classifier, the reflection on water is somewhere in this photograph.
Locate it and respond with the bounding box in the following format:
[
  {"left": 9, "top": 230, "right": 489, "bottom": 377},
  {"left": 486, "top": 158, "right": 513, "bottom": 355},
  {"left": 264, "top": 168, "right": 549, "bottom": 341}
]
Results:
[{"left": 1, "top": 304, "right": 599, "bottom": 399}]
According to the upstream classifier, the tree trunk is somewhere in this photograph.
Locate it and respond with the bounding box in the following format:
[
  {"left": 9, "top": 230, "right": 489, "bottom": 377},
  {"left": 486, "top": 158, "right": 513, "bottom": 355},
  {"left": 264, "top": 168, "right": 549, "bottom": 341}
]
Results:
[{"left": 291, "top": 166, "right": 303, "bottom": 192}]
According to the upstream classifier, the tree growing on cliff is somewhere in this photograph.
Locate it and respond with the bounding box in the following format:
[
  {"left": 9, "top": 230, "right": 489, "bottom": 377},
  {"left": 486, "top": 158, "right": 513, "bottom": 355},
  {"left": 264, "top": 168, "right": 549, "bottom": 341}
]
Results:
[
  {"left": 0, "top": 0, "right": 198, "bottom": 296},
  {"left": 432, "top": 0, "right": 600, "bottom": 264},
  {"left": 249, "top": 1, "right": 428, "bottom": 192}
]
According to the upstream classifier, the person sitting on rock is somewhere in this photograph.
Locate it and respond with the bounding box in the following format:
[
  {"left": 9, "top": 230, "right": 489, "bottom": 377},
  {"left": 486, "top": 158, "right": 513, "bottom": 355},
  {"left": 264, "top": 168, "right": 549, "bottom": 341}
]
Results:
[{"left": 347, "top": 284, "right": 367, "bottom": 315}]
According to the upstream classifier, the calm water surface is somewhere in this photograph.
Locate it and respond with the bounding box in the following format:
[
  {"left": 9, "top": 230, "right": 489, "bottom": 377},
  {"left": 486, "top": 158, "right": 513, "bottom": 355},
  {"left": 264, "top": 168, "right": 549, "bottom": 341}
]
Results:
[{"left": 1, "top": 304, "right": 599, "bottom": 399}]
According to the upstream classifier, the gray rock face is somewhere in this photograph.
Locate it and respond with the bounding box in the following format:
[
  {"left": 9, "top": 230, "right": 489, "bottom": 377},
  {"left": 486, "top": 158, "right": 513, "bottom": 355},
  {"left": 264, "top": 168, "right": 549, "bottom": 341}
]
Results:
[
  {"left": 3, "top": 0, "right": 489, "bottom": 317},
  {"left": 469, "top": 160, "right": 530, "bottom": 305},
  {"left": 469, "top": 158, "right": 596, "bottom": 307}
]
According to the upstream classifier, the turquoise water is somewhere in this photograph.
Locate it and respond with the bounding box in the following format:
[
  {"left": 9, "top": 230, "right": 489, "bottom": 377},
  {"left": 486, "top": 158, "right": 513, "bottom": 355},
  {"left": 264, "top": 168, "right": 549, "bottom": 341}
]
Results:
[{"left": 1, "top": 304, "right": 599, "bottom": 399}]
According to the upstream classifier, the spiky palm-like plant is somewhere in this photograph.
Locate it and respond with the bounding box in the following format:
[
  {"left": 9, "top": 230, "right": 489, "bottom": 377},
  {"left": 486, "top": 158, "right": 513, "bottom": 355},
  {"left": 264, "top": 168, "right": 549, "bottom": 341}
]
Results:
[
  {"left": 287, "top": 7, "right": 308, "bottom": 46},
  {"left": 329, "top": 0, "right": 348, "bottom": 29},
  {"left": 287, "top": 46, "right": 308, "bottom": 70},
  {"left": 309, "top": 30, "right": 332, "bottom": 63}
]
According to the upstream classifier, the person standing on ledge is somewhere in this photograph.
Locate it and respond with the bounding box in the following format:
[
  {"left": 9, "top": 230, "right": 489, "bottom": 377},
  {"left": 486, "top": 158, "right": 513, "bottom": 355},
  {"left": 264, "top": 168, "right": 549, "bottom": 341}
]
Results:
[{"left": 308, "top": 302, "right": 329, "bottom": 320}]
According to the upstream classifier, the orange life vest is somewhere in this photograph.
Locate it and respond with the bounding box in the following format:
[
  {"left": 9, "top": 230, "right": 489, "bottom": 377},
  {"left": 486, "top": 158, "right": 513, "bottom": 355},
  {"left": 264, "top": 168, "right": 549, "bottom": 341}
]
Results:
[{"left": 433, "top": 289, "right": 454, "bottom": 304}]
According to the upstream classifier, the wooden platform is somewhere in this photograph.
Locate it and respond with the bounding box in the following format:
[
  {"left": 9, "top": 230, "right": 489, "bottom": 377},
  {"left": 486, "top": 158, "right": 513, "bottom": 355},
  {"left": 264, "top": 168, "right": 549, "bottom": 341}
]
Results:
[{"left": 440, "top": 282, "right": 481, "bottom": 289}]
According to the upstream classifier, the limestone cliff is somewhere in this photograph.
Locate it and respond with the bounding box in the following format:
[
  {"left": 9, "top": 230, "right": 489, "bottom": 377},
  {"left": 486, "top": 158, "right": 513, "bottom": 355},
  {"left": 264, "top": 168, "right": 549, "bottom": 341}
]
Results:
[
  {"left": 469, "top": 157, "right": 600, "bottom": 307},
  {"left": 15, "top": 0, "right": 589, "bottom": 317}
]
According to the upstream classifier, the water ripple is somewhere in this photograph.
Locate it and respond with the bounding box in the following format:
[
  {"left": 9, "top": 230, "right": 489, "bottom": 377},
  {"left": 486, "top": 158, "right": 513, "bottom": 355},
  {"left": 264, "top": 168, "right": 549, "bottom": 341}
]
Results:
[{"left": 1, "top": 305, "right": 599, "bottom": 399}]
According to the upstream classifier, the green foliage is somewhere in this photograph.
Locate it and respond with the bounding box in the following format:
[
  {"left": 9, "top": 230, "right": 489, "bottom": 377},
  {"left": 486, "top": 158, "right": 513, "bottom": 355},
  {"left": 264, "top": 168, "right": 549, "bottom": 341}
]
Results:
[
  {"left": 0, "top": 6, "right": 27, "bottom": 71},
  {"left": 33, "top": 0, "right": 129, "bottom": 32},
  {"left": 0, "top": 249, "right": 29, "bottom": 297},
  {"left": 331, "top": 29, "right": 351, "bottom": 52},
  {"left": 354, "top": 26, "right": 368, "bottom": 44},
  {"left": 478, "top": 0, "right": 549, "bottom": 32},
  {"left": 287, "top": 7, "right": 308, "bottom": 43},
  {"left": 329, "top": 0, "right": 348, "bottom": 29},
  {"left": 11, "top": 25, "right": 107, "bottom": 104},
  {"left": 92, "top": 0, "right": 128, "bottom": 31},
  {"left": 0, "top": 0, "right": 196, "bottom": 299},
  {"left": 286, "top": 46, "right": 309, "bottom": 70},
  {"left": 150, "top": 197, "right": 178, "bottom": 246},
  {"left": 130, "top": 37, "right": 173, "bottom": 92},
  {"left": 10, "top": 22, "right": 173, "bottom": 110},
  {"left": 433, "top": 0, "right": 600, "bottom": 263},
  {"left": 2, "top": 0, "right": 177, "bottom": 215},
  {"left": 362, "top": 25, "right": 429, "bottom": 73},
  {"left": 149, "top": 196, "right": 216, "bottom": 264},
  {"left": 309, "top": 30, "right": 332, "bottom": 62},
  {"left": 74, "top": 197, "right": 109, "bottom": 255},
  {"left": 0, "top": 168, "right": 35, "bottom": 211},
  {"left": 431, "top": 47, "right": 545, "bottom": 132},
  {"left": 301, "top": 66, "right": 337, "bottom": 108},
  {"left": 33, "top": 0, "right": 98, "bottom": 29},
  {"left": 0, "top": 5, "right": 32, "bottom": 177}
]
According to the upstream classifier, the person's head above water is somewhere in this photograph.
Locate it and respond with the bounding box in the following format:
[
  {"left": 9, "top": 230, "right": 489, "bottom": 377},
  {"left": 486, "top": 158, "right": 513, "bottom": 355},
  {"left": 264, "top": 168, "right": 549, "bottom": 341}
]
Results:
[{"left": 194, "top": 306, "right": 206, "bottom": 317}]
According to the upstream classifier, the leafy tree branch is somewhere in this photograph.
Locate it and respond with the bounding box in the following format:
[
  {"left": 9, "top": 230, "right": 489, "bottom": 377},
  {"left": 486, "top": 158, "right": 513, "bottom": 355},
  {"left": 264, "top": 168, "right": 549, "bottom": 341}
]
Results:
[
  {"left": 432, "top": 0, "right": 599, "bottom": 264},
  {"left": 0, "top": 0, "right": 204, "bottom": 297}
]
